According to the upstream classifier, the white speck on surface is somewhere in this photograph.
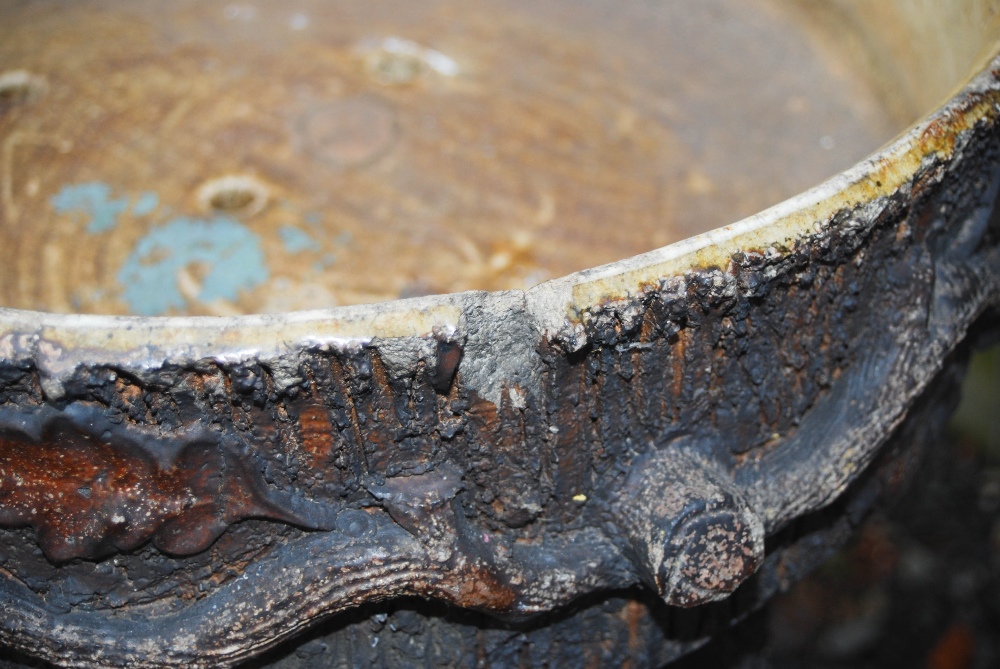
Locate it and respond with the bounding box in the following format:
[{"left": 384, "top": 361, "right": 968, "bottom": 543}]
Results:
[
  {"left": 224, "top": 4, "right": 256, "bottom": 21},
  {"left": 289, "top": 13, "right": 309, "bottom": 30},
  {"left": 360, "top": 36, "right": 459, "bottom": 77},
  {"left": 508, "top": 386, "right": 527, "bottom": 410},
  {"left": 421, "top": 49, "right": 459, "bottom": 77}
]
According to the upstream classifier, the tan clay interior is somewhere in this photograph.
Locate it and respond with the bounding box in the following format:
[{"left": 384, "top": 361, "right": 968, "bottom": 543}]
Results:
[{"left": 0, "top": 0, "right": 997, "bottom": 316}]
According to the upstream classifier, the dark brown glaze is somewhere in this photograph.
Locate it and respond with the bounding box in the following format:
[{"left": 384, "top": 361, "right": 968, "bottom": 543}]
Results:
[
  {"left": 0, "top": 422, "right": 309, "bottom": 561},
  {"left": 432, "top": 340, "right": 463, "bottom": 394}
]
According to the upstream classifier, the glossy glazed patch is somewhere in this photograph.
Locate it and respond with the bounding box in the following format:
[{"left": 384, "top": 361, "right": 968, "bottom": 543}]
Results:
[{"left": 0, "top": 422, "right": 308, "bottom": 561}]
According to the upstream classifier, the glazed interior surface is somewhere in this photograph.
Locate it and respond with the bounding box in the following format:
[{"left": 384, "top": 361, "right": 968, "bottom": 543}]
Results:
[{"left": 0, "top": 0, "right": 992, "bottom": 317}]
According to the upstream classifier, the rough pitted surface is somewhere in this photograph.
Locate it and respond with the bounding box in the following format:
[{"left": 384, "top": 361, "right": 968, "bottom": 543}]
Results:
[{"left": 1, "top": 60, "right": 1000, "bottom": 669}]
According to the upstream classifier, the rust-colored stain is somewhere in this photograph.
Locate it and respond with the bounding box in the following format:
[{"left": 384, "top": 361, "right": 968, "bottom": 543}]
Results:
[
  {"left": 297, "top": 403, "right": 336, "bottom": 468},
  {"left": 0, "top": 424, "right": 307, "bottom": 561},
  {"left": 429, "top": 562, "right": 518, "bottom": 613},
  {"left": 622, "top": 599, "right": 645, "bottom": 669},
  {"left": 926, "top": 622, "right": 976, "bottom": 669}
]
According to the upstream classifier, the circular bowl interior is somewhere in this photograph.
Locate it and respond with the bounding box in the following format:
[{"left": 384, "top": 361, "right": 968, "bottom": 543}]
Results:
[{"left": 2, "top": 0, "right": 995, "bottom": 320}]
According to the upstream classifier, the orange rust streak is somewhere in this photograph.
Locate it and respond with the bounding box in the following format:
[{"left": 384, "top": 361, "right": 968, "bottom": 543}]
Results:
[
  {"left": 671, "top": 328, "right": 687, "bottom": 406},
  {"left": 622, "top": 599, "right": 645, "bottom": 669},
  {"left": 926, "top": 623, "right": 976, "bottom": 669},
  {"left": 415, "top": 562, "right": 518, "bottom": 613},
  {"left": 298, "top": 404, "right": 335, "bottom": 467}
]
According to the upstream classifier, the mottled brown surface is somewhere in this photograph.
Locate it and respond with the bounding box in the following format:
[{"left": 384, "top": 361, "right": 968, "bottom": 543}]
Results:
[
  {"left": 0, "top": 0, "right": 897, "bottom": 315},
  {"left": 0, "top": 99, "right": 996, "bottom": 663},
  {"left": 0, "top": 2, "right": 998, "bottom": 668},
  {"left": 0, "top": 423, "right": 309, "bottom": 561}
]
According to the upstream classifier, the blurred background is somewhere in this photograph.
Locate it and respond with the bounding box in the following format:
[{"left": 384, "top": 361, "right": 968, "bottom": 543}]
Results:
[{"left": 676, "top": 345, "right": 1000, "bottom": 669}]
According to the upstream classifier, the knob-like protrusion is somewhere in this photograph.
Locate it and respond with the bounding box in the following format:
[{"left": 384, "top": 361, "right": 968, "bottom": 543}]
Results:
[{"left": 616, "top": 449, "right": 764, "bottom": 607}]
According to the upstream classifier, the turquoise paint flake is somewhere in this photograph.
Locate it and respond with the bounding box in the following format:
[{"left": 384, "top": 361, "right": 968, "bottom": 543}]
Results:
[
  {"left": 279, "top": 225, "right": 321, "bottom": 253},
  {"left": 117, "top": 216, "right": 269, "bottom": 316},
  {"left": 50, "top": 182, "right": 130, "bottom": 233},
  {"left": 312, "top": 253, "right": 337, "bottom": 272},
  {"left": 131, "top": 191, "right": 160, "bottom": 216}
]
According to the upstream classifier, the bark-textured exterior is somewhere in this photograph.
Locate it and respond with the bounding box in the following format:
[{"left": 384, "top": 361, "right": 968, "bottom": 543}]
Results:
[{"left": 1, "top": 51, "right": 1000, "bottom": 669}]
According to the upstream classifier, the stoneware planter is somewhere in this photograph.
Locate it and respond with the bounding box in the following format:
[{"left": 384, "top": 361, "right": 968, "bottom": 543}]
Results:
[{"left": 1, "top": 1, "right": 999, "bottom": 667}]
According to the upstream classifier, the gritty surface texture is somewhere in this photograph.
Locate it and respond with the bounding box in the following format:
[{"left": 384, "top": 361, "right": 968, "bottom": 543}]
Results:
[
  {"left": 0, "top": 344, "right": 977, "bottom": 669},
  {"left": 0, "top": 4, "right": 998, "bottom": 667},
  {"left": 0, "top": 100, "right": 997, "bottom": 666}
]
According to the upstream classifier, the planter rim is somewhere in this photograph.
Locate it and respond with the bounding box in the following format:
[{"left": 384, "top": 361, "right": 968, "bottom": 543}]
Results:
[{"left": 2, "top": 47, "right": 1000, "bottom": 370}]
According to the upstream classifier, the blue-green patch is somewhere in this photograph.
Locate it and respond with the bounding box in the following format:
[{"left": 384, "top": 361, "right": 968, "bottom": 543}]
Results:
[
  {"left": 131, "top": 191, "right": 160, "bottom": 216},
  {"left": 117, "top": 216, "right": 268, "bottom": 315},
  {"left": 313, "top": 253, "right": 337, "bottom": 272},
  {"left": 279, "top": 225, "right": 321, "bottom": 253},
  {"left": 51, "top": 182, "right": 130, "bottom": 233}
]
